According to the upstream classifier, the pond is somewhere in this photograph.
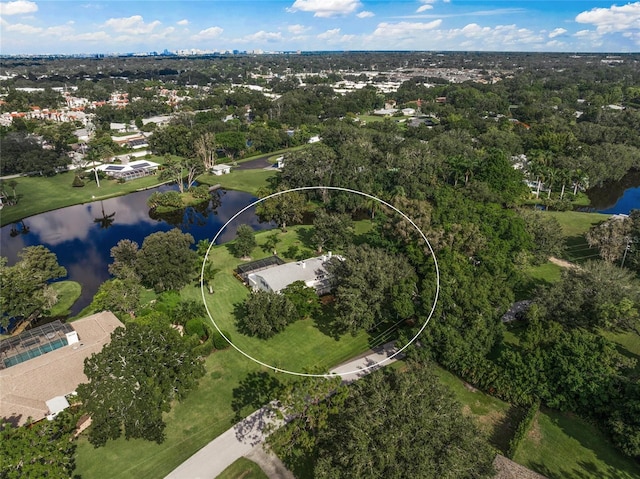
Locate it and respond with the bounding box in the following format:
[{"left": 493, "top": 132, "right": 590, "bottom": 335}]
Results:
[
  {"left": 0, "top": 186, "right": 271, "bottom": 316},
  {"left": 587, "top": 170, "right": 640, "bottom": 215}
]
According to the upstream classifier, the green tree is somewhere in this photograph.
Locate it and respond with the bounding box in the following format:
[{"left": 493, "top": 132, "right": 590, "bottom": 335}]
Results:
[
  {"left": 0, "top": 246, "right": 67, "bottom": 330},
  {"left": 517, "top": 209, "right": 565, "bottom": 264},
  {"left": 281, "top": 280, "right": 320, "bottom": 319},
  {"left": 586, "top": 216, "right": 632, "bottom": 263},
  {"left": 136, "top": 229, "right": 198, "bottom": 292},
  {"left": 256, "top": 189, "right": 306, "bottom": 232},
  {"left": 235, "top": 224, "right": 257, "bottom": 258},
  {"left": 92, "top": 278, "right": 142, "bottom": 316},
  {"left": 77, "top": 322, "right": 205, "bottom": 447},
  {"left": 326, "top": 244, "right": 417, "bottom": 335},
  {"left": 108, "top": 239, "right": 140, "bottom": 280},
  {"left": 0, "top": 410, "right": 79, "bottom": 479},
  {"left": 240, "top": 290, "right": 297, "bottom": 338},
  {"left": 311, "top": 209, "right": 354, "bottom": 253},
  {"left": 535, "top": 260, "right": 639, "bottom": 331}
]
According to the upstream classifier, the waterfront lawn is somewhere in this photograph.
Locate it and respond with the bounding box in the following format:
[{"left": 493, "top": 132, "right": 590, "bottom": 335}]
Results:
[
  {"left": 217, "top": 458, "right": 269, "bottom": 479},
  {"left": 47, "top": 281, "right": 82, "bottom": 317},
  {"left": 198, "top": 169, "right": 277, "bottom": 196},
  {"left": 513, "top": 408, "right": 640, "bottom": 479},
  {"left": 0, "top": 164, "right": 171, "bottom": 227}
]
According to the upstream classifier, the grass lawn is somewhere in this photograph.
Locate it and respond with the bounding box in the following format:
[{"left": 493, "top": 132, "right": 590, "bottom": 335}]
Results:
[
  {"left": 545, "top": 211, "right": 609, "bottom": 263},
  {"left": 513, "top": 409, "right": 640, "bottom": 479},
  {"left": 216, "top": 458, "right": 269, "bottom": 479},
  {"left": 47, "top": 281, "right": 82, "bottom": 317},
  {"left": 0, "top": 155, "right": 174, "bottom": 227},
  {"left": 198, "top": 169, "right": 277, "bottom": 196},
  {"left": 515, "top": 261, "right": 564, "bottom": 300},
  {"left": 431, "top": 365, "right": 518, "bottom": 454}
]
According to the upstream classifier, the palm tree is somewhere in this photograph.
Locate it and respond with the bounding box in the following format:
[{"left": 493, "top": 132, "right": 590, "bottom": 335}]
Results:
[
  {"left": 201, "top": 262, "right": 219, "bottom": 294},
  {"left": 94, "top": 201, "right": 115, "bottom": 229}
]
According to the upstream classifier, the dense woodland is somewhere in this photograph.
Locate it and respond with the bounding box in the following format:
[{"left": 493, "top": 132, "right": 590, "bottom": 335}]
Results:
[{"left": 1, "top": 52, "right": 640, "bottom": 478}]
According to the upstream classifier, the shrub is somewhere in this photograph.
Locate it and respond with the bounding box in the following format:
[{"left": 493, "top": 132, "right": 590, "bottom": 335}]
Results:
[
  {"left": 72, "top": 175, "right": 85, "bottom": 187},
  {"left": 212, "top": 330, "right": 231, "bottom": 350},
  {"left": 185, "top": 318, "right": 206, "bottom": 339}
]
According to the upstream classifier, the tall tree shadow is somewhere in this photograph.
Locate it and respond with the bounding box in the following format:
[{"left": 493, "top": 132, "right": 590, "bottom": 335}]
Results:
[{"left": 231, "top": 371, "right": 284, "bottom": 422}]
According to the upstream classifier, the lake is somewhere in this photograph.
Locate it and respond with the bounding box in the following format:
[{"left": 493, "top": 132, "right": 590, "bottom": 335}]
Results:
[
  {"left": 0, "top": 186, "right": 271, "bottom": 315},
  {"left": 587, "top": 170, "right": 640, "bottom": 215}
]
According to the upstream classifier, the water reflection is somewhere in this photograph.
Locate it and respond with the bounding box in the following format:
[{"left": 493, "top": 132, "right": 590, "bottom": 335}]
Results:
[
  {"left": 587, "top": 170, "right": 640, "bottom": 214},
  {"left": 1, "top": 187, "right": 272, "bottom": 315}
]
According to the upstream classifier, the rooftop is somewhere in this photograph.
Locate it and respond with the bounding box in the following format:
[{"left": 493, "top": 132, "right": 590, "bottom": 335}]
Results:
[{"left": 0, "top": 311, "right": 123, "bottom": 426}]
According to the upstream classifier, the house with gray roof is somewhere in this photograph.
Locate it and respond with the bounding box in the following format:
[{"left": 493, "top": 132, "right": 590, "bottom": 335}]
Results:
[{"left": 247, "top": 253, "right": 338, "bottom": 295}]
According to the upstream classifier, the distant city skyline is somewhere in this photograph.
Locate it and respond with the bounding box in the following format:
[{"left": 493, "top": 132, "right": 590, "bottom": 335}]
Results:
[{"left": 0, "top": 0, "right": 639, "bottom": 55}]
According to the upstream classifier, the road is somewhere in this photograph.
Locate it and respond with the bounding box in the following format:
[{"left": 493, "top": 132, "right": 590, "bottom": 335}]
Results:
[{"left": 164, "top": 341, "right": 401, "bottom": 479}]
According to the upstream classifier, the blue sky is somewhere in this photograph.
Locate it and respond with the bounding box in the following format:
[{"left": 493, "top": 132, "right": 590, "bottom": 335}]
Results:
[{"left": 1, "top": 0, "right": 639, "bottom": 54}]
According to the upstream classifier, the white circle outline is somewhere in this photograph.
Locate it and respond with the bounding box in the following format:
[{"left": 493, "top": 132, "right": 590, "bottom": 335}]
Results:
[{"left": 201, "top": 186, "right": 440, "bottom": 378}]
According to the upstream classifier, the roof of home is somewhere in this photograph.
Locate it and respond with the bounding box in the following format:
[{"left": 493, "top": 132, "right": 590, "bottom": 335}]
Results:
[
  {"left": 249, "top": 256, "right": 332, "bottom": 293},
  {"left": 0, "top": 311, "right": 123, "bottom": 426}
]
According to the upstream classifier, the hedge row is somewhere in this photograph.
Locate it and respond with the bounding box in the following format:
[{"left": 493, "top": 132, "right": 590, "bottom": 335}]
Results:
[{"left": 507, "top": 400, "right": 540, "bottom": 459}]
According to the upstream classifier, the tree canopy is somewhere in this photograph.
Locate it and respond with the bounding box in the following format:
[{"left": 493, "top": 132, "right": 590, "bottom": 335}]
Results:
[
  {"left": 0, "top": 246, "right": 67, "bottom": 330},
  {"left": 77, "top": 322, "right": 205, "bottom": 446}
]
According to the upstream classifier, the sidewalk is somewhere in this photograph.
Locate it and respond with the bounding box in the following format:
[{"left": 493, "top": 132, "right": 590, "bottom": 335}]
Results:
[{"left": 164, "top": 341, "right": 400, "bottom": 479}]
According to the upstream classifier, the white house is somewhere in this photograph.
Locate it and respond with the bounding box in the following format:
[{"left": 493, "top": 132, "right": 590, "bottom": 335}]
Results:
[
  {"left": 247, "top": 254, "right": 338, "bottom": 295},
  {"left": 212, "top": 164, "right": 232, "bottom": 175}
]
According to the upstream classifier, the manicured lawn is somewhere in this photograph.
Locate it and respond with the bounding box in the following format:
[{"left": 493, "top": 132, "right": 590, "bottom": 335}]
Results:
[
  {"left": 515, "top": 261, "right": 563, "bottom": 300},
  {"left": 545, "top": 211, "right": 609, "bottom": 263},
  {"left": 217, "top": 458, "right": 269, "bottom": 479},
  {"left": 513, "top": 409, "right": 640, "bottom": 479},
  {"left": 198, "top": 169, "right": 277, "bottom": 196},
  {"left": 47, "top": 281, "right": 82, "bottom": 317}
]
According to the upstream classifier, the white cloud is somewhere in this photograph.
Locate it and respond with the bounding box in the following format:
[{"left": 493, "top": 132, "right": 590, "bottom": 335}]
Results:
[
  {"left": 288, "top": 0, "right": 361, "bottom": 18},
  {"left": 576, "top": 2, "right": 640, "bottom": 33},
  {"left": 288, "top": 23, "right": 310, "bottom": 34},
  {"left": 192, "top": 26, "right": 223, "bottom": 40},
  {"left": 317, "top": 28, "right": 341, "bottom": 40},
  {"left": 548, "top": 28, "right": 567, "bottom": 38},
  {"left": 0, "top": 0, "right": 37, "bottom": 15},
  {"left": 237, "top": 30, "right": 284, "bottom": 43},
  {"left": 177, "top": 19, "right": 189, "bottom": 26},
  {"left": 316, "top": 28, "right": 354, "bottom": 43},
  {"left": 104, "top": 15, "right": 161, "bottom": 35},
  {"left": 4, "top": 21, "right": 41, "bottom": 34},
  {"left": 45, "top": 24, "right": 75, "bottom": 36},
  {"left": 416, "top": 5, "right": 433, "bottom": 13},
  {"left": 357, "top": 10, "right": 374, "bottom": 18},
  {"left": 371, "top": 20, "right": 442, "bottom": 40},
  {"left": 74, "top": 31, "right": 111, "bottom": 42}
]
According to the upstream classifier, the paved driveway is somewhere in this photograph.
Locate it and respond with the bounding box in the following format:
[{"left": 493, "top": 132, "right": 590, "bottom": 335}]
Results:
[{"left": 164, "top": 341, "right": 401, "bottom": 479}]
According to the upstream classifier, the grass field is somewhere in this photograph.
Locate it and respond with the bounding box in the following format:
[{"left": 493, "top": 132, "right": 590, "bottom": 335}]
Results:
[
  {"left": 513, "top": 409, "right": 640, "bottom": 479},
  {"left": 47, "top": 281, "right": 82, "bottom": 317},
  {"left": 217, "top": 458, "right": 269, "bottom": 479},
  {"left": 198, "top": 169, "right": 277, "bottom": 196},
  {"left": 545, "top": 211, "right": 610, "bottom": 263}
]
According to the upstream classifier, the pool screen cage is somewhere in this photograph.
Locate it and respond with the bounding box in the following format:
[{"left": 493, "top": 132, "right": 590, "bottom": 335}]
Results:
[
  {"left": 0, "top": 320, "right": 74, "bottom": 370},
  {"left": 235, "top": 255, "right": 285, "bottom": 282}
]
